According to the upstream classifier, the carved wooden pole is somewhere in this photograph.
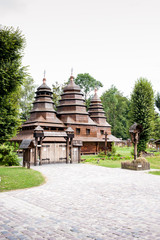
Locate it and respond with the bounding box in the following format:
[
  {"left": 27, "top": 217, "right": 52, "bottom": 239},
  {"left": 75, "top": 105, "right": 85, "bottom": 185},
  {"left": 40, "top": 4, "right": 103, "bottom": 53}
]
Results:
[{"left": 134, "top": 132, "right": 138, "bottom": 160}]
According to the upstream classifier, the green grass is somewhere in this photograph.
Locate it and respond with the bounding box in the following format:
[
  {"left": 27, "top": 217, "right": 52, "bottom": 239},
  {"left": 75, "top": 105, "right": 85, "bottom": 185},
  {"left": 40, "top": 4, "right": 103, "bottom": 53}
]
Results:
[
  {"left": 145, "top": 156, "right": 160, "bottom": 169},
  {"left": 84, "top": 157, "right": 122, "bottom": 168},
  {"left": 82, "top": 146, "right": 160, "bottom": 169},
  {"left": 115, "top": 146, "right": 134, "bottom": 156},
  {"left": 149, "top": 171, "right": 160, "bottom": 176},
  {"left": 0, "top": 167, "right": 45, "bottom": 192}
]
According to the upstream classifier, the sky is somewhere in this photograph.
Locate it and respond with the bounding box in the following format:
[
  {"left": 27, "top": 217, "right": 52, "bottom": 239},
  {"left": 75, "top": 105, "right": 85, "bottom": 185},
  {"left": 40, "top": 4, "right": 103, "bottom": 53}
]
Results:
[{"left": 0, "top": 0, "right": 160, "bottom": 97}]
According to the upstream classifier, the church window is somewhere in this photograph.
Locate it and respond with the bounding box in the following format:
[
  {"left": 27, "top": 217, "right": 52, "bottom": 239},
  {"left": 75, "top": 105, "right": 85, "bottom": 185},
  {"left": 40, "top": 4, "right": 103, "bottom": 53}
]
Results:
[
  {"left": 86, "top": 129, "right": 90, "bottom": 135},
  {"left": 76, "top": 128, "right": 80, "bottom": 135},
  {"left": 100, "top": 130, "right": 104, "bottom": 135}
]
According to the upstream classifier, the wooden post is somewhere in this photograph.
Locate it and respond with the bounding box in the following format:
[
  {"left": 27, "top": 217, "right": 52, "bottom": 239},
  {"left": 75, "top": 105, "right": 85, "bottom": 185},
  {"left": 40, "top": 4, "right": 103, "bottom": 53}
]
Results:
[
  {"left": 96, "top": 143, "right": 98, "bottom": 154},
  {"left": 23, "top": 150, "right": 25, "bottom": 167},
  {"left": 78, "top": 146, "right": 81, "bottom": 163},
  {"left": 27, "top": 149, "right": 30, "bottom": 169},
  {"left": 134, "top": 132, "right": 138, "bottom": 160},
  {"left": 66, "top": 137, "right": 69, "bottom": 164},
  {"left": 97, "top": 142, "right": 100, "bottom": 154},
  {"left": 34, "top": 137, "right": 38, "bottom": 166},
  {"left": 70, "top": 137, "right": 73, "bottom": 163},
  {"left": 105, "top": 132, "right": 108, "bottom": 155},
  {"left": 39, "top": 137, "right": 42, "bottom": 165}
]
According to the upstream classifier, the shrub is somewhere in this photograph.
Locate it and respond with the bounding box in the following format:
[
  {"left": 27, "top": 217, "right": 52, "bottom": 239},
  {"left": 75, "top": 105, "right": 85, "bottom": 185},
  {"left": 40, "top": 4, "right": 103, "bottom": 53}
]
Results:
[
  {"left": 98, "top": 151, "right": 105, "bottom": 157},
  {"left": 111, "top": 143, "right": 116, "bottom": 155},
  {"left": 107, "top": 152, "right": 112, "bottom": 157},
  {"left": 0, "top": 144, "right": 20, "bottom": 166}
]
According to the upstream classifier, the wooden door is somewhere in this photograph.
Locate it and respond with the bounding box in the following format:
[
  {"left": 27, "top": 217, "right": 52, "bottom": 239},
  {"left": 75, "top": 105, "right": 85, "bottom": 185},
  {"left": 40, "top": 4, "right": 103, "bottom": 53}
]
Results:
[
  {"left": 72, "top": 147, "right": 78, "bottom": 163},
  {"left": 59, "top": 144, "right": 67, "bottom": 162}
]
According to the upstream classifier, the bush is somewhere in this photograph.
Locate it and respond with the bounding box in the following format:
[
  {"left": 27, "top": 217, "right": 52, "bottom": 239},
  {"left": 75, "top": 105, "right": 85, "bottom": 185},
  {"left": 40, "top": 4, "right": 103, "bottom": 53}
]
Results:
[
  {"left": 0, "top": 144, "right": 20, "bottom": 166},
  {"left": 111, "top": 143, "right": 116, "bottom": 155},
  {"left": 98, "top": 151, "right": 105, "bottom": 157},
  {"left": 107, "top": 152, "right": 112, "bottom": 157}
]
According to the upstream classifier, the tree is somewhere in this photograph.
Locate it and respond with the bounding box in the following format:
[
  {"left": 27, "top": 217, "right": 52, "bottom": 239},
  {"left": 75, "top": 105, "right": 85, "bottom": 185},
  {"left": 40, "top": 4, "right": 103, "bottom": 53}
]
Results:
[
  {"left": 0, "top": 88, "right": 21, "bottom": 143},
  {"left": 74, "top": 73, "right": 103, "bottom": 101},
  {"left": 150, "top": 112, "right": 160, "bottom": 140},
  {"left": 19, "top": 76, "right": 36, "bottom": 121},
  {"left": 101, "top": 85, "right": 130, "bottom": 139},
  {"left": 130, "top": 78, "right": 154, "bottom": 153},
  {"left": 155, "top": 92, "right": 160, "bottom": 111},
  {"left": 0, "top": 26, "right": 26, "bottom": 97},
  {"left": 52, "top": 81, "right": 67, "bottom": 110},
  {"left": 0, "top": 26, "right": 26, "bottom": 143}
]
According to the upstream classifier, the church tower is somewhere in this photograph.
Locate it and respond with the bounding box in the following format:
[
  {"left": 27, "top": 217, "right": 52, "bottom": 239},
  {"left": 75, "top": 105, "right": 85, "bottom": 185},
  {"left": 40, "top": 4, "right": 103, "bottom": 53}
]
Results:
[
  {"left": 23, "top": 77, "right": 64, "bottom": 131},
  {"left": 57, "top": 74, "right": 97, "bottom": 138},
  {"left": 88, "top": 89, "right": 111, "bottom": 138}
]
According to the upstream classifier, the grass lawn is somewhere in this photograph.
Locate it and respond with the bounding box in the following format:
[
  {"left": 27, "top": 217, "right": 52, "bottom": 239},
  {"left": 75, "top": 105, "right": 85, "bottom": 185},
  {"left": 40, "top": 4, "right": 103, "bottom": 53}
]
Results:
[
  {"left": 149, "top": 171, "right": 160, "bottom": 176},
  {"left": 82, "top": 146, "right": 160, "bottom": 169},
  {"left": 0, "top": 167, "right": 45, "bottom": 192}
]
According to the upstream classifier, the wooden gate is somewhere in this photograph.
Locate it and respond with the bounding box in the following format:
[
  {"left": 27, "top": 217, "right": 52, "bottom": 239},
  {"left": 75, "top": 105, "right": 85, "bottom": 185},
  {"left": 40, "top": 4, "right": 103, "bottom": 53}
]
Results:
[
  {"left": 59, "top": 144, "right": 67, "bottom": 162},
  {"left": 41, "top": 143, "right": 66, "bottom": 163},
  {"left": 72, "top": 147, "right": 79, "bottom": 163}
]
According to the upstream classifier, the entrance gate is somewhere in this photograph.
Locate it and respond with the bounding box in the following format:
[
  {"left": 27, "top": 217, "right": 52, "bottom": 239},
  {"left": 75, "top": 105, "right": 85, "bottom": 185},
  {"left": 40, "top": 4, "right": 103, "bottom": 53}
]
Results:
[{"left": 41, "top": 143, "right": 67, "bottom": 163}]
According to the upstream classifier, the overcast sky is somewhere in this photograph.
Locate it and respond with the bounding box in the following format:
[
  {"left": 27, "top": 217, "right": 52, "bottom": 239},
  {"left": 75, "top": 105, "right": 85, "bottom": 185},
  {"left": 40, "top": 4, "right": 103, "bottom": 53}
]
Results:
[{"left": 1, "top": 0, "right": 160, "bottom": 97}]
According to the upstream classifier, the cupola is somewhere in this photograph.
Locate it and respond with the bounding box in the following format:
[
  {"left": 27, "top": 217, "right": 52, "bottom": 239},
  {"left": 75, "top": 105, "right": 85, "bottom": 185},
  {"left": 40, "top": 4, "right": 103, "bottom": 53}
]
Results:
[{"left": 88, "top": 89, "right": 111, "bottom": 127}]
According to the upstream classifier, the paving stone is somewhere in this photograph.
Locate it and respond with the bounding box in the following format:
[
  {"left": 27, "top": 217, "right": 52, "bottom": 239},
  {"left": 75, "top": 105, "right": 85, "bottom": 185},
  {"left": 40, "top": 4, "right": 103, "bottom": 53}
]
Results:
[{"left": 0, "top": 164, "right": 160, "bottom": 239}]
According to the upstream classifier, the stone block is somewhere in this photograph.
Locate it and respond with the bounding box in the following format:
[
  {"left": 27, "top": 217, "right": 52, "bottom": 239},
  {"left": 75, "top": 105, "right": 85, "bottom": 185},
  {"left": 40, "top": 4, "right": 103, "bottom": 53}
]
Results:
[{"left": 121, "top": 160, "right": 150, "bottom": 171}]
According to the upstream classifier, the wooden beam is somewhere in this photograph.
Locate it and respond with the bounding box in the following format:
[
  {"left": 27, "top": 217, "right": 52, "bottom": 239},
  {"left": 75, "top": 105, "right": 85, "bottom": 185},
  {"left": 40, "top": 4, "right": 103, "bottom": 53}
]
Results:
[{"left": 105, "top": 132, "right": 108, "bottom": 155}]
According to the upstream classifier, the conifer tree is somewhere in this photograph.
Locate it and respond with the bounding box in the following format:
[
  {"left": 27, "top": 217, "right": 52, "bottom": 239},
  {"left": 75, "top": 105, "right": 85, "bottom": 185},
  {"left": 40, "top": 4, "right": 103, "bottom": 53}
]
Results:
[{"left": 130, "top": 78, "right": 154, "bottom": 153}]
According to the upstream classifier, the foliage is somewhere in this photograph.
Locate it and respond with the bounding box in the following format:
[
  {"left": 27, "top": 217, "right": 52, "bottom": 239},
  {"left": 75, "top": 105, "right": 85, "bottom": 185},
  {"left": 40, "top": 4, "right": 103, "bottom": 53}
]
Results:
[
  {"left": 0, "top": 167, "right": 45, "bottom": 192},
  {"left": 150, "top": 112, "right": 160, "bottom": 140},
  {"left": 0, "top": 90, "right": 22, "bottom": 143},
  {"left": 98, "top": 151, "right": 105, "bottom": 157},
  {"left": 0, "top": 144, "right": 20, "bottom": 166},
  {"left": 19, "top": 76, "right": 36, "bottom": 120},
  {"left": 155, "top": 92, "right": 160, "bottom": 111},
  {"left": 74, "top": 73, "right": 103, "bottom": 100},
  {"left": 0, "top": 26, "right": 27, "bottom": 142},
  {"left": 107, "top": 152, "right": 112, "bottom": 157},
  {"left": 101, "top": 85, "right": 130, "bottom": 139},
  {"left": 130, "top": 78, "right": 154, "bottom": 153},
  {"left": 0, "top": 26, "right": 26, "bottom": 96},
  {"left": 111, "top": 143, "right": 116, "bottom": 155},
  {"left": 82, "top": 146, "right": 160, "bottom": 169},
  {"left": 52, "top": 81, "right": 67, "bottom": 110},
  {"left": 85, "top": 96, "right": 92, "bottom": 111},
  {"left": 130, "top": 149, "right": 134, "bottom": 156}
]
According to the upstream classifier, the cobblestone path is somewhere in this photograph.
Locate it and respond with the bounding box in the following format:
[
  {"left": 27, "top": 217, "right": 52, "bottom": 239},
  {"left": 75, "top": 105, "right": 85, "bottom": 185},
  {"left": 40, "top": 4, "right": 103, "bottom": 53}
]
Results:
[{"left": 0, "top": 164, "right": 160, "bottom": 240}]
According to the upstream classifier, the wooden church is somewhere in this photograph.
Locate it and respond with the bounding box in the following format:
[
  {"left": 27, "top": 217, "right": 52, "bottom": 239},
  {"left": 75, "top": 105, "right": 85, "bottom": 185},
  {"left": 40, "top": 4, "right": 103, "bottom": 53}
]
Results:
[{"left": 12, "top": 74, "right": 120, "bottom": 165}]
